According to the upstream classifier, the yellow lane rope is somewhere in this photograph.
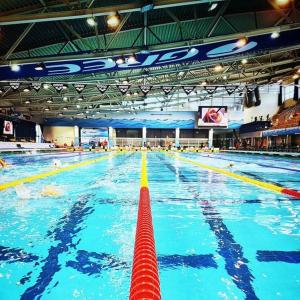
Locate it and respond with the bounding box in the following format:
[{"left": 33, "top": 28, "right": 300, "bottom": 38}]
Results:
[
  {"left": 0, "top": 153, "right": 119, "bottom": 191},
  {"left": 140, "top": 152, "right": 148, "bottom": 188},
  {"left": 165, "top": 153, "right": 284, "bottom": 194}
]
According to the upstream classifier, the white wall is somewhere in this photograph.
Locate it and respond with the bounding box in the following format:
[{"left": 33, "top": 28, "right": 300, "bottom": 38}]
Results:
[{"left": 244, "top": 92, "right": 279, "bottom": 123}]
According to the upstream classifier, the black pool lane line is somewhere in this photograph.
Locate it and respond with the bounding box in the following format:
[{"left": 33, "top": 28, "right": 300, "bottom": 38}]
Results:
[
  {"left": 21, "top": 194, "right": 95, "bottom": 300},
  {"left": 257, "top": 251, "right": 300, "bottom": 264},
  {"left": 156, "top": 155, "right": 259, "bottom": 300},
  {"left": 20, "top": 153, "right": 134, "bottom": 300}
]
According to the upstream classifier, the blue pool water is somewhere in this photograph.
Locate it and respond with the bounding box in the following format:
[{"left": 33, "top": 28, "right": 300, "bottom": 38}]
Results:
[{"left": 0, "top": 151, "right": 300, "bottom": 299}]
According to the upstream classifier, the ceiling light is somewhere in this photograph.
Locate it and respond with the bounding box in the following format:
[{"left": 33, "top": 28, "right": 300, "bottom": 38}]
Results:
[
  {"left": 86, "top": 110, "right": 89, "bottom": 113},
  {"left": 23, "top": 87, "right": 30, "bottom": 92},
  {"left": 63, "top": 96, "right": 68, "bottom": 101},
  {"left": 271, "top": 31, "right": 280, "bottom": 39},
  {"left": 214, "top": 64, "right": 223, "bottom": 72},
  {"left": 275, "top": 0, "right": 291, "bottom": 7},
  {"left": 141, "top": 0, "right": 154, "bottom": 13},
  {"left": 241, "top": 58, "right": 248, "bottom": 65},
  {"left": 76, "top": 104, "right": 81, "bottom": 108},
  {"left": 126, "top": 92, "right": 131, "bottom": 97},
  {"left": 179, "top": 71, "right": 185, "bottom": 76},
  {"left": 123, "top": 80, "right": 129, "bottom": 84},
  {"left": 127, "top": 54, "right": 137, "bottom": 64},
  {"left": 201, "top": 81, "right": 207, "bottom": 86},
  {"left": 43, "top": 83, "right": 50, "bottom": 90},
  {"left": 208, "top": 3, "right": 218, "bottom": 11},
  {"left": 10, "top": 64, "right": 20, "bottom": 72},
  {"left": 35, "top": 62, "right": 45, "bottom": 71},
  {"left": 292, "top": 74, "right": 299, "bottom": 80},
  {"left": 116, "top": 57, "right": 125, "bottom": 65},
  {"left": 0, "top": 88, "right": 3, "bottom": 94},
  {"left": 223, "top": 75, "right": 227, "bottom": 80},
  {"left": 96, "top": 111, "right": 100, "bottom": 114},
  {"left": 58, "top": 113, "right": 63, "bottom": 116},
  {"left": 47, "top": 99, "right": 53, "bottom": 103},
  {"left": 87, "top": 17, "right": 97, "bottom": 27},
  {"left": 134, "top": 91, "right": 139, "bottom": 96},
  {"left": 44, "top": 107, "right": 49, "bottom": 111},
  {"left": 107, "top": 12, "right": 121, "bottom": 28},
  {"left": 25, "top": 100, "right": 31, "bottom": 104},
  {"left": 88, "top": 105, "right": 92, "bottom": 109},
  {"left": 63, "top": 107, "right": 68, "bottom": 110},
  {"left": 78, "top": 96, "right": 83, "bottom": 101},
  {"left": 62, "top": 85, "right": 68, "bottom": 90},
  {"left": 236, "top": 37, "right": 248, "bottom": 48}
]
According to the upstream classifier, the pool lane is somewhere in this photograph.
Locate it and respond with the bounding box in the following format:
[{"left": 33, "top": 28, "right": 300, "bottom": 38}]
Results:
[
  {"left": 0, "top": 152, "right": 110, "bottom": 185},
  {"left": 0, "top": 153, "right": 139, "bottom": 300},
  {"left": 179, "top": 152, "right": 300, "bottom": 195},
  {"left": 147, "top": 153, "right": 300, "bottom": 300}
]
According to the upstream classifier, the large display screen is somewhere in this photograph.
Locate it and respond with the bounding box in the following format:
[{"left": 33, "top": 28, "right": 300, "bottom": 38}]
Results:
[
  {"left": 3, "top": 120, "right": 13, "bottom": 135},
  {"left": 198, "top": 106, "right": 228, "bottom": 127}
]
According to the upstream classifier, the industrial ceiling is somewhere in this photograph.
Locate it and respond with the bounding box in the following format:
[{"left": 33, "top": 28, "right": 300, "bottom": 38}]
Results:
[{"left": 0, "top": 0, "right": 300, "bottom": 119}]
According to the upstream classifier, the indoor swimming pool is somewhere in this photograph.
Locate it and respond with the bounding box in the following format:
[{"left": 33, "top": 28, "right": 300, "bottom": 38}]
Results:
[{"left": 0, "top": 151, "right": 300, "bottom": 300}]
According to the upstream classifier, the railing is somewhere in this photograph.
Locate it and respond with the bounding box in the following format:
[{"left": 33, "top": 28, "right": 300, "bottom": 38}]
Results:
[{"left": 114, "top": 138, "right": 209, "bottom": 147}]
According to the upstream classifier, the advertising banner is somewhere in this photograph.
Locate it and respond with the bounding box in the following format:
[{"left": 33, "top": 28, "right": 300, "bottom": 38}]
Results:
[
  {"left": 3, "top": 120, "right": 13, "bottom": 135},
  {"left": 1, "top": 28, "right": 300, "bottom": 80}
]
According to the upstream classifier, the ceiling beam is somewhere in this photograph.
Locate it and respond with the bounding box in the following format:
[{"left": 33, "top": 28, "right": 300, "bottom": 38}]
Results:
[{"left": 0, "top": 0, "right": 226, "bottom": 25}]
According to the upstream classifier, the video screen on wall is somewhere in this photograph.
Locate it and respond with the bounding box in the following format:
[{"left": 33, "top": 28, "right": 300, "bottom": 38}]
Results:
[
  {"left": 197, "top": 106, "right": 228, "bottom": 127},
  {"left": 3, "top": 120, "right": 13, "bottom": 135}
]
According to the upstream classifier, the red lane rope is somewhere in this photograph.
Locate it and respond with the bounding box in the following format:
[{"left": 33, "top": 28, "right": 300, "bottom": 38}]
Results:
[
  {"left": 281, "top": 188, "right": 300, "bottom": 199},
  {"left": 129, "top": 187, "right": 161, "bottom": 300}
]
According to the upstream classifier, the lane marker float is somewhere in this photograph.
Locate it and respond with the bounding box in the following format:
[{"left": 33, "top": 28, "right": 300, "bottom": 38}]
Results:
[
  {"left": 0, "top": 153, "right": 118, "bottom": 191},
  {"left": 166, "top": 153, "right": 300, "bottom": 199},
  {"left": 129, "top": 152, "right": 161, "bottom": 300}
]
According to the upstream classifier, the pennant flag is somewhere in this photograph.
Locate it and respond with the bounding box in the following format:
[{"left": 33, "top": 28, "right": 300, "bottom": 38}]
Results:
[
  {"left": 52, "top": 83, "right": 64, "bottom": 93},
  {"left": 246, "top": 85, "right": 256, "bottom": 92},
  {"left": 237, "top": 86, "right": 245, "bottom": 94},
  {"left": 96, "top": 84, "right": 109, "bottom": 94},
  {"left": 139, "top": 85, "right": 152, "bottom": 95},
  {"left": 73, "top": 83, "right": 86, "bottom": 94},
  {"left": 31, "top": 82, "right": 41, "bottom": 92},
  {"left": 204, "top": 86, "right": 217, "bottom": 94},
  {"left": 182, "top": 86, "right": 195, "bottom": 95},
  {"left": 9, "top": 82, "right": 20, "bottom": 91},
  {"left": 225, "top": 85, "right": 237, "bottom": 95},
  {"left": 162, "top": 86, "right": 174, "bottom": 95},
  {"left": 117, "top": 85, "right": 130, "bottom": 95}
]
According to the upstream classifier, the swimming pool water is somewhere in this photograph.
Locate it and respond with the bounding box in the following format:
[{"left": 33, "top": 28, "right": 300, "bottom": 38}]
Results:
[{"left": 0, "top": 152, "right": 300, "bottom": 299}]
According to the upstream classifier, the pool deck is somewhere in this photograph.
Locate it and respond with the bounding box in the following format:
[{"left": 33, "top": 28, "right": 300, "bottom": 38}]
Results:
[{"left": 222, "top": 150, "right": 300, "bottom": 157}]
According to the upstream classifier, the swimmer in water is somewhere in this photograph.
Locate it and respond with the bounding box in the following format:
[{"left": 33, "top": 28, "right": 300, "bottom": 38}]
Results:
[
  {"left": 41, "top": 185, "right": 62, "bottom": 197},
  {"left": 227, "top": 163, "right": 234, "bottom": 168},
  {"left": 52, "top": 159, "right": 62, "bottom": 168},
  {"left": 0, "top": 158, "right": 8, "bottom": 168}
]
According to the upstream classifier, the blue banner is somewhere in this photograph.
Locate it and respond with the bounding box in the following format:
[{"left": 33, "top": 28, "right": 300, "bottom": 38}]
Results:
[{"left": 1, "top": 28, "right": 300, "bottom": 80}]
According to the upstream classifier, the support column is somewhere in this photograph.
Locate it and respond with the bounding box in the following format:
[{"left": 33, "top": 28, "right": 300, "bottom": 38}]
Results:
[
  {"left": 142, "top": 126, "right": 147, "bottom": 146},
  {"left": 108, "top": 126, "right": 114, "bottom": 148},
  {"left": 208, "top": 128, "right": 214, "bottom": 148},
  {"left": 74, "top": 126, "right": 80, "bottom": 146},
  {"left": 175, "top": 128, "right": 180, "bottom": 147},
  {"left": 35, "top": 124, "right": 42, "bottom": 143}
]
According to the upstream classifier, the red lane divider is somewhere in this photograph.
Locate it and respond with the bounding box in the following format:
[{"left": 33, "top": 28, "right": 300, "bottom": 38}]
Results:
[
  {"left": 281, "top": 188, "right": 300, "bottom": 199},
  {"left": 129, "top": 187, "right": 161, "bottom": 300}
]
